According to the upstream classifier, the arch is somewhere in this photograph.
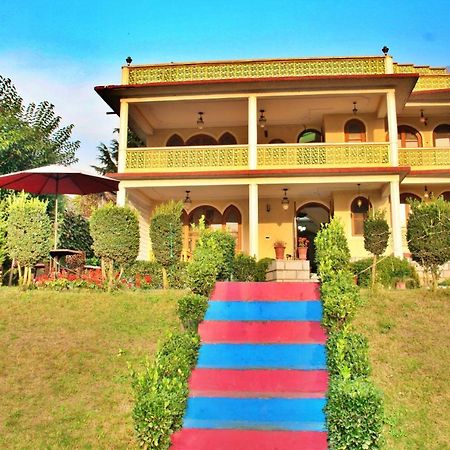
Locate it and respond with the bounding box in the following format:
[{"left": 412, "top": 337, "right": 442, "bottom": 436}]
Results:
[
  {"left": 400, "top": 192, "right": 421, "bottom": 204},
  {"left": 344, "top": 119, "right": 366, "bottom": 142},
  {"left": 186, "top": 133, "right": 218, "bottom": 146},
  {"left": 350, "top": 196, "right": 371, "bottom": 235},
  {"left": 218, "top": 132, "right": 237, "bottom": 145},
  {"left": 398, "top": 125, "right": 422, "bottom": 148},
  {"left": 399, "top": 192, "right": 421, "bottom": 226},
  {"left": 439, "top": 191, "right": 450, "bottom": 201},
  {"left": 269, "top": 138, "right": 286, "bottom": 144},
  {"left": 433, "top": 124, "right": 450, "bottom": 147},
  {"left": 297, "top": 129, "right": 322, "bottom": 143},
  {"left": 223, "top": 205, "right": 242, "bottom": 251},
  {"left": 166, "top": 133, "right": 184, "bottom": 147}
]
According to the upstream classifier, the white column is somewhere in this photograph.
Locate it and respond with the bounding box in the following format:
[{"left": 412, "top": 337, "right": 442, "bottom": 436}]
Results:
[
  {"left": 390, "top": 180, "right": 403, "bottom": 258},
  {"left": 248, "top": 96, "right": 258, "bottom": 170},
  {"left": 249, "top": 183, "right": 259, "bottom": 259},
  {"left": 118, "top": 100, "right": 129, "bottom": 173},
  {"left": 117, "top": 185, "right": 126, "bottom": 207},
  {"left": 386, "top": 91, "right": 399, "bottom": 167},
  {"left": 384, "top": 55, "right": 394, "bottom": 74}
]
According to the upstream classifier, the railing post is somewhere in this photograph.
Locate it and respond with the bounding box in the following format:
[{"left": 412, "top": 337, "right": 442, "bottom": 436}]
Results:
[{"left": 248, "top": 96, "right": 257, "bottom": 170}]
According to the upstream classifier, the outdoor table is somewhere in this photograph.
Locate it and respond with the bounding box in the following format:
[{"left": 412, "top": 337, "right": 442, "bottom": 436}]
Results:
[{"left": 49, "top": 249, "right": 83, "bottom": 274}]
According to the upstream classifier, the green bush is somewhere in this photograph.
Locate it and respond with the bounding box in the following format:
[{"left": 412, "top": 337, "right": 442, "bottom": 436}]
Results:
[
  {"left": 327, "top": 327, "right": 371, "bottom": 380},
  {"left": 123, "top": 260, "right": 164, "bottom": 289},
  {"left": 0, "top": 199, "right": 7, "bottom": 270},
  {"left": 132, "top": 332, "right": 200, "bottom": 449},
  {"left": 199, "top": 229, "right": 235, "bottom": 280},
  {"left": 233, "top": 253, "right": 257, "bottom": 281},
  {"left": 177, "top": 293, "right": 209, "bottom": 331},
  {"left": 59, "top": 209, "right": 94, "bottom": 258},
  {"left": 255, "top": 257, "right": 273, "bottom": 282},
  {"left": 187, "top": 244, "right": 221, "bottom": 296},
  {"left": 167, "top": 261, "right": 189, "bottom": 289},
  {"left": 326, "top": 377, "right": 384, "bottom": 450}
]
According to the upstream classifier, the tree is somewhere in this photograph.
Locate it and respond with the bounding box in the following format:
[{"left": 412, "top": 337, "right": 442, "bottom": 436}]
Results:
[
  {"left": 363, "top": 209, "right": 390, "bottom": 289},
  {"left": 407, "top": 197, "right": 450, "bottom": 290},
  {"left": 6, "top": 193, "right": 52, "bottom": 287},
  {"left": 0, "top": 76, "right": 79, "bottom": 176},
  {"left": 59, "top": 209, "right": 94, "bottom": 258}
]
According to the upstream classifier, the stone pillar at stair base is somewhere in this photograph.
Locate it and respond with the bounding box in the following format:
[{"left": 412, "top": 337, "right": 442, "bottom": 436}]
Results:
[{"left": 266, "top": 260, "right": 311, "bottom": 282}]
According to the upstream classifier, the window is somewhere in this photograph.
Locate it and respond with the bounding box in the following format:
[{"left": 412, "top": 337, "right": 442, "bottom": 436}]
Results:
[
  {"left": 166, "top": 134, "right": 184, "bottom": 146},
  {"left": 433, "top": 124, "right": 450, "bottom": 147},
  {"left": 218, "top": 132, "right": 237, "bottom": 145},
  {"left": 223, "top": 205, "right": 242, "bottom": 251},
  {"left": 400, "top": 192, "right": 421, "bottom": 226},
  {"left": 440, "top": 191, "right": 450, "bottom": 201},
  {"left": 186, "top": 134, "right": 218, "bottom": 146},
  {"left": 397, "top": 125, "right": 422, "bottom": 148},
  {"left": 344, "top": 119, "right": 366, "bottom": 142},
  {"left": 298, "top": 129, "right": 322, "bottom": 143},
  {"left": 351, "top": 197, "right": 370, "bottom": 235},
  {"left": 269, "top": 138, "right": 286, "bottom": 144}
]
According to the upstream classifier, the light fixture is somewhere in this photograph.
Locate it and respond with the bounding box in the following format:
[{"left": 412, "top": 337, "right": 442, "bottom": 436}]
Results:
[
  {"left": 420, "top": 109, "right": 428, "bottom": 126},
  {"left": 258, "top": 109, "right": 267, "bottom": 128},
  {"left": 423, "top": 185, "right": 429, "bottom": 200},
  {"left": 352, "top": 101, "right": 358, "bottom": 115},
  {"left": 266, "top": 204, "right": 271, "bottom": 213},
  {"left": 281, "top": 188, "right": 290, "bottom": 210},
  {"left": 196, "top": 112, "right": 204, "bottom": 130},
  {"left": 184, "top": 190, "right": 192, "bottom": 210},
  {"left": 357, "top": 183, "right": 363, "bottom": 207}
]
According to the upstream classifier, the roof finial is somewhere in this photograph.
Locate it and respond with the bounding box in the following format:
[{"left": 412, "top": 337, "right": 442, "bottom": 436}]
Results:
[
  {"left": 126, "top": 56, "right": 132, "bottom": 66},
  {"left": 382, "top": 46, "right": 389, "bottom": 56}
]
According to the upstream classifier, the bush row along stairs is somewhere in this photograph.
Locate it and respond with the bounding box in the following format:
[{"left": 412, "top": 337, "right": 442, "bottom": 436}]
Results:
[{"left": 171, "top": 281, "right": 328, "bottom": 450}]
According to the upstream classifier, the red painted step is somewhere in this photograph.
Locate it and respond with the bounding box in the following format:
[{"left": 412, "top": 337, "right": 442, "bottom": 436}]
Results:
[
  {"left": 171, "top": 429, "right": 328, "bottom": 450},
  {"left": 199, "top": 320, "right": 327, "bottom": 344},
  {"left": 211, "top": 281, "right": 320, "bottom": 301},
  {"left": 189, "top": 368, "right": 328, "bottom": 398}
]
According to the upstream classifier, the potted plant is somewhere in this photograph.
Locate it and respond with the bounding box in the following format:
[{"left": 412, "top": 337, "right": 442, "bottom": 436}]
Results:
[
  {"left": 297, "top": 236, "right": 309, "bottom": 260},
  {"left": 273, "top": 240, "right": 286, "bottom": 260}
]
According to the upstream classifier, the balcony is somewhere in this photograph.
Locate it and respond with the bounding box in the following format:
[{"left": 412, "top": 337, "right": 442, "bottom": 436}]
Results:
[
  {"left": 125, "top": 143, "right": 391, "bottom": 172},
  {"left": 399, "top": 148, "right": 450, "bottom": 169}
]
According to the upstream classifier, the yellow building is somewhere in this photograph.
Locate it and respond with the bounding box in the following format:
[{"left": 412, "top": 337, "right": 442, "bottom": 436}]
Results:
[{"left": 95, "top": 52, "right": 450, "bottom": 267}]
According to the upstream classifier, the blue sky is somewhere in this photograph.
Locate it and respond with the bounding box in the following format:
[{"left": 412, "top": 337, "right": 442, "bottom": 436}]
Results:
[{"left": 1, "top": 0, "right": 449, "bottom": 170}]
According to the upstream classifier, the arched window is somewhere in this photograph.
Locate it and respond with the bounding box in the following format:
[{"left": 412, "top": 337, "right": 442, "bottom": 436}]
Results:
[
  {"left": 186, "top": 134, "right": 218, "bottom": 146},
  {"left": 344, "top": 119, "right": 366, "bottom": 142},
  {"left": 166, "top": 134, "right": 184, "bottom": 147},
  {"left": 433, "top": 124, "right": 450, "bottom": 147},
  {"left": 351, "top": 196, "right": 371, "bottom": 235},
  {"left": 269, "top": 138, "right": 286, "bottom": 144},
  {"left": 397, "top": 125, "right": 422, "bottom": 148},
  {"left": 400, "top": 193, "right": 421, "bottom": 226},
  {"left": 187, "top": 205, "right": 222, "bottom": 255},
  {"left": 218, "top": 132, "right": 237, "bottom": 145},
  {"left": 298, "top": 129, "right": 322, "bottom": 143},
  {"left": 223, "top": 205, "right": 242, "bottom": 251},
  {"left": 439, "top": 191, "right": 450, "bottom": 201}
]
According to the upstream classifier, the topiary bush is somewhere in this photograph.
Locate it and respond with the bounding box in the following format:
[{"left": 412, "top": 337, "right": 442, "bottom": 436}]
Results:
[
  {"left": 255, "top": 257, "right": 273, "bottom": 282},
  {"left": 199, "top": 229, "right": 235, "bottom": 280},
  {"left": 233, "top": 253, "right": 257, "bottom": 281},
  {"left": 177, "top": 293, "right": 209, "bottom": 332},
  {"left": 326, "top": 377, "right": 384, "bottom": 450},
  {"left": 123, "top": 260, "right": 164, "bottom": 289},
  {"left": 187, "top": 244, "right": 221, "bottom": 296},
  {"left": 59, "top": 209, "right": 94, "bottom": 258},
  {"left": 167, "top": 261, "right": 189, "bottom": 290}
]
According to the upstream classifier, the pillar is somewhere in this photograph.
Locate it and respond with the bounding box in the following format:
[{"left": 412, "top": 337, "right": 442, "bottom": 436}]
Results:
[
  {"left": 386, "top": 91, "right": 399, "bottom": 167},
  {"left": 390, "top": 180, "right": 403, "bottom": 258},
  {"left": 248, "top": 96, "right": 257, "bottom": 170},
  {"left": 117, "top": 185, "right": 126, "bottom": 207},
  {"left": 118, "top": 100, "right": 129, "bottom": 173},
  {"left": 249, "top": 183, "right": 259, "bottom": 259}
]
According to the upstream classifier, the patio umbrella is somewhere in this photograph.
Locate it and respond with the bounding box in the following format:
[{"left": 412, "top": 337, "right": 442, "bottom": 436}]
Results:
[{"left": 0, "top": 164, "right": 119, "bottom": 248}]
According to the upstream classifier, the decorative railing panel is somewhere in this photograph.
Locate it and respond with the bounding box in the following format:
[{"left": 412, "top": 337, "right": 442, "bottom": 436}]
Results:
[
  {"left": 399, "top": 148, "right": 450, "bottom": 168},
  {"left": 414, "top": 75, "right": 450, "bottom": 92},
  {"left": 127, "top": 57, "right": 385, "bottom": 85},
  {"left": 257, "top": 143, "right": 390, "bottom": 168},
  {"left": 394, "top": 64, "right": 447, "bottom": 75},
  {"left": 125, "top": 145, "right": 249, "bottom": 172}
]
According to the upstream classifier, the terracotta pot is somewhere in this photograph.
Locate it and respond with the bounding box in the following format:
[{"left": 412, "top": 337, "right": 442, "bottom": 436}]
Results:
[
  {"left": 297, "top": 247, "right": 308, "bottom": 260},
  {"left": 274, "top": 245, "right": 285, "bottom": 260},
  {"left": 396, "top": 281, "right": 406, "bottom": 290}
]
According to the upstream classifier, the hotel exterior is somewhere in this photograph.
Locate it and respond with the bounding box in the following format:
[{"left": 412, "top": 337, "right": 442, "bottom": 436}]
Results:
[{"left": 95, "top": 53, "right": 450, "bottom": 266}]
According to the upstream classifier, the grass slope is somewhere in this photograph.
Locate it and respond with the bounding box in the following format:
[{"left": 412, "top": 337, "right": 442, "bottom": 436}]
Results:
[
  {"left": 0, "top": 288, "right": 182, "bottom": 449},
  {"left": 355, "top": 289, "right": 450, "bottom": 450}
]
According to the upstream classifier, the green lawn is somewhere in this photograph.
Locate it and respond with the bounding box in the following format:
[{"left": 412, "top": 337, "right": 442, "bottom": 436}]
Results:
[
  {"left": 355, "top": 289, "right": 450, "bottom": 450},
  {"left": 0, "top": 287, "right": 183, "bottom": 449}
]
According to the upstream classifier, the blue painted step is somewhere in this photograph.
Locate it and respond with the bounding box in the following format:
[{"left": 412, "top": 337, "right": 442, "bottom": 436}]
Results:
[
  {"left": 197, "top": 343, "right": 326, "bottom": 370},
  {"left": 205, "top": 301, "right": 322, "bottom": 322},
  {"left": 183, "top": 397, "right": 326, "bottom": 431}
]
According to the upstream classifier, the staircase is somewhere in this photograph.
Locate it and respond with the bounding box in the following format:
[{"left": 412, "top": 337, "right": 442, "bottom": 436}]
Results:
[{"left": 171, "top": 282, "right": 328, "bottom": 450}]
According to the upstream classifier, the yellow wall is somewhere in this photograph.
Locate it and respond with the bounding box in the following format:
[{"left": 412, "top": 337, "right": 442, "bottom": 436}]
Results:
[{"left": 323, "top": 114, "right": 386, "bottom": 142}]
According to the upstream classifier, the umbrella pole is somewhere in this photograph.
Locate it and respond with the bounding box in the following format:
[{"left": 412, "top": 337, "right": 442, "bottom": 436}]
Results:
[{"left": 54, "top": 196, "right": 58, "bottom": 250}]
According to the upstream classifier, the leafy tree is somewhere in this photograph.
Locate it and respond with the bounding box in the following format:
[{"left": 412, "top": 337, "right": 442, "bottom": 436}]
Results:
[
  {"left": 363, "top": 209, "right": 390, "bottom": 289},
  {"left": 407, "top": 197, "right": 450, "bottom": 290},
  {"left": 89, "top": 204, "right": 140, "bottom": 290},
  {"left": 0, "top": 76, "right": 79, "bottom": 177},
  {"left": 6, "top": 193, "right": 52, "bottom": 287},
  {"left": 59, "top": 209, "right": 94, "bottom": 258}
]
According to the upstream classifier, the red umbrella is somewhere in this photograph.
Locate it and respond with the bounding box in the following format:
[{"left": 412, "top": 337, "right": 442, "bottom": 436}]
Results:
[{"left": 0, "top": 164, "right": 119, "bottom": 248}]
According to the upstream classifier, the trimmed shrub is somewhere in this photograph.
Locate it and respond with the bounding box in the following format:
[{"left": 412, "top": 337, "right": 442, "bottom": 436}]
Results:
[
  {"left": 132, "top": 332, "right": 200, "bottom": 449},
  {"left": 199, "top": 229, "right": 235, "bottom": 280},
  {"left": 177, "top": 293, "right": 209, "bottom": 331},
  {"left": 187, "top": 244, "right": 221, "bottom": 296},
  {"left": 326, "top": 377, "right": 384, "bottom": 450},
  {"left": 327, "top": 327, "right": 371, "bottom": 380},
  {"left": 59, "top": 209, "right": 94, "bottom": 258},
  {"left": 167, "top": 261, "right": 189, "bottom": 289},
  {"left": 233, "top": 253, "right": 257, "bottom": 281},
  {"left": 123, "top": 260, "right": 164, "bottom": 289},
  {"left": 255, "top": 257, "right": 273, "bottom": 282}
]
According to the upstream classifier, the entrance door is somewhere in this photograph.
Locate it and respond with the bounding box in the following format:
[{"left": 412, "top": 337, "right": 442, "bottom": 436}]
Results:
[{"left": 296, "top": 203, "right": 330, "bottom": 272}]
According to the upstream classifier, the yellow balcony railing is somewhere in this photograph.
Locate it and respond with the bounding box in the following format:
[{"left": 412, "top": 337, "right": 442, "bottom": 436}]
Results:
[
  {"left": 125, "top": 145, "right": 249, "bottom": 172},
  {"left": 399, "top": 147, "right": 450, "bottom": 169},
  {"left": 257, "top": 143, "right": 390, "bottom": 168}
]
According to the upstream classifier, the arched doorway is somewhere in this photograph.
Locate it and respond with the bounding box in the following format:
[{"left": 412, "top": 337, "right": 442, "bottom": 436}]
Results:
[{"left": 296, "top": 203, "right": 330, "bottom": 272}]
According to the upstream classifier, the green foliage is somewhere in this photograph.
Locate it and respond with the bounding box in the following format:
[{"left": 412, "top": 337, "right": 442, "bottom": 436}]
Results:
[
  {"left": 233, "top": 253, "right": 257, "bottom": 281},
  {"left": 363, "top": 209, "right": 390, "bottom": 257},
  {"left": 0, "top": 76, "right": 78, "bottom": 176},
  {"left": 200, "top": 230, "right": 235, "bottom": 280},
  {"left": 326, "top": 377, "right": 384, "bottom": 450},
  {"left": 255, "top": 258, "right": 273, "bottom": 282},
  {"left": 407, "top": 198, "right": 450, "bottom": 289},
  {"left": 167, "top": 261, "right": 189, "bottom": 289},
  {"left": 59, "top": 209, "right": 94, "bottom": 258},
  {"left": 132, "top": 332, "right": 200, "bottom": 449},
  {"left": 315, "top": 218, "right": 351, "bottom": 282},
  {"left": 327, "top": 327, "right": 371, "bottom": 380},
  {"left": 6, "top": 193, "right": 52, "bottom": 285},
  {"left": 187, "top": 245, "right": 221, "bottom": 296},
  {"left": 0, "top": 198, "right": 8, "bottom": 267},
  {"left": 150, "top": 201, "right": 183, "bottom": 268},
  {"left": 123, "top": 260, "right": 164, "bottom": 289},
  {"left": 177, "top": 293, "right": 208, "bottom": 331},
  {"left": 351, "top": 256, "right": 419, "bottom": 288}
]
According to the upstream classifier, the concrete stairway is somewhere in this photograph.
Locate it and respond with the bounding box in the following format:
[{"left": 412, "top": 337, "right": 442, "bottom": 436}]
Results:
[{"left": 171, "top": 282, "right": 328, "bottom": 450}]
